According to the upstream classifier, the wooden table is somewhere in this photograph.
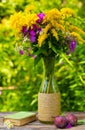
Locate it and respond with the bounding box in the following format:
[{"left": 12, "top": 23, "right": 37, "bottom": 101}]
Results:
[{"left": 0, "top": 112, "right": 85, "bottom": 130}]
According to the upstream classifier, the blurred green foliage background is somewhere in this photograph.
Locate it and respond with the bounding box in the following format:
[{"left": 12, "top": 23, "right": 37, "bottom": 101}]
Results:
[{"left": 0, "top": 0, "right": 85, "bottom": 112}]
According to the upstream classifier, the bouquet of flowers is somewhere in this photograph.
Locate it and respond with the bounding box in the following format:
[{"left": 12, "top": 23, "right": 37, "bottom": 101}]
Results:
[
  {"left": 10, "top": 6, "right": 85, "bottom": 122},
  {"left": 10, "top": 5, "right": 85, "bottom": 63}
]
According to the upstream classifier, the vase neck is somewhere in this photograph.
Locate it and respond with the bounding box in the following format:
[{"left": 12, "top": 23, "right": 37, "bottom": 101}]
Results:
[
  {"left": 43, "top": 56, "right": 55, "bottom": 78},
  {"left": 40, "top": 56, "right": 59, "bottom": 93}
]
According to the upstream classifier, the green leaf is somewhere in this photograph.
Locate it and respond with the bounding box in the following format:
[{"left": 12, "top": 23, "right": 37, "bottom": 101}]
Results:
[
  {"left": 34, "top": 55, "right": 41, "bottom": 66},
  {"left": 51, "top": 44, "right": 58, "bottom": 54},
  {"left": 77, "top": 119, "right": 85, "bottom": 125},
  {"left": 34, "top": 49, "right": 42, "bottom": 56}
]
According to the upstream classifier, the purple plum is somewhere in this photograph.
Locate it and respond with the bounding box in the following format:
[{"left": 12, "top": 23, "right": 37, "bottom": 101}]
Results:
[
  {"left": 66, "top": 113, "right": 78, "bottom": 126},
  {"left": 54, "top": 116, "right": 68, "bottom": 128}
]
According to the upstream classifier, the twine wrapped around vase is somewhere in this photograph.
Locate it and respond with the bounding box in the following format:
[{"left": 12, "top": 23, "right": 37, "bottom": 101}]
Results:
[{"left": 38, "top": 92, "right": 61, "bottom": 122}]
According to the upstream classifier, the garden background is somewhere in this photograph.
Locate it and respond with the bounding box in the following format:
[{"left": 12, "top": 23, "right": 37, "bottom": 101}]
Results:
[{"left": 0, "top": 0, "right": 85, "bottom": 112}]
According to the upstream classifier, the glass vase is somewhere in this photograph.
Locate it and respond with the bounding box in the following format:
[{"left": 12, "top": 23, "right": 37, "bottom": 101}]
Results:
[{"left": 38, "top": 56, "right": 61, "bottom": 123}]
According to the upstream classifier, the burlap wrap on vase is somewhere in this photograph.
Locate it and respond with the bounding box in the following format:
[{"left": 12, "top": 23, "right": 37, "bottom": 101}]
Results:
[{"left": 38, "top": 92, "right": 61, "bottom": 122}]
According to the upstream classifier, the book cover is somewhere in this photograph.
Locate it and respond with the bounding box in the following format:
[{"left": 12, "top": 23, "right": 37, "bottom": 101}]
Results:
[{"left": 3, "top": 111, "right": 36, "bottom": 126}]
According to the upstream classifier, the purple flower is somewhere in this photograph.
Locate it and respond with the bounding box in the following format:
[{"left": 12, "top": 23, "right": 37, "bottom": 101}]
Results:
[
  {"left": 29, "top": 35, "right": 36, "bottom": 43},
  {"left": 29, "top": 29, "right": 36, "bottom": 36},
  {"left": 70, "top": 40, "right": 76, "bottom": 52},
  {"left": 37, "top": 27, "right": 42, "bottom": 33},
  {"left": 21, "top": 26, "right": 28, "bottom": 36},
  {"left": 29, "top": 28, "right": 37, "bottom": 42},
  {"left": 38, "top": 13, "right": 45, "bottom": 20},
  {"left": 19, "top": 49, "right": 24, "bottom": 55},
  {"left": 32, "top": 24, "right": 42, "bottom": 33},
  {"left": 37, "top": 13, "right": 45, "bottom": 23},
  {"left": 32, "top": 24, "right": 37, "bottom": 30}
]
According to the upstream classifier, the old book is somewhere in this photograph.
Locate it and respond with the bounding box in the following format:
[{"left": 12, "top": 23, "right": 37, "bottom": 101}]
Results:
[{"left": 3, "top": 111, "right": 36, "bottom": 126}]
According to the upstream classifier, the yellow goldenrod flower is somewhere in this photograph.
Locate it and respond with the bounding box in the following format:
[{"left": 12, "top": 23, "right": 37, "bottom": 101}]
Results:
[
  {"left": 25, "top": 13, "right": 38, "bottom": 28},
  {"left": 43, "top": 24, "right": 51, "bottom": 34},
  {"left": 61, "top": 8, "right": 75, "bottom": 18},
  {"left": 55, "top": 23, "right": 65, "bottom": 31},
  {"left": 71, "top": 32, "right": 85, "bottom": 43},
  {"left": 51, "top": 20, "right": 56, "bottom": 26},
  {"left": 44, "top": 8, "right": 61, "bottom": 22},
  {"left": 69, "top": 25, "right": 85, "bottom": 35},
  {"left": 60, "top": 20, "right": 64, "bottom": 25},
  {"left": 38, "top": 33, "right": 48, "bottom": 47},
  {"left": 51, "top": 20, "right": 65, "bottom": 31},
  {"left": 25, "top": 5, "right": 34, "bottom": 13},
  {"left": 51, "top": 29, "right": 59, "bottom": 41},
  {"left": 10, "top": 12, "right": 25, "bottom": 33},
  {"left": 38, "top": 24, "right": 50, "bottom": 47}
]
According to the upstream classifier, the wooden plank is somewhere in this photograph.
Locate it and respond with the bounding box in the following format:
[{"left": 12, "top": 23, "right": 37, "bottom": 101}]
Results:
[{"left": 0, "top": 112, "right": 85, "bottom": 130}]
